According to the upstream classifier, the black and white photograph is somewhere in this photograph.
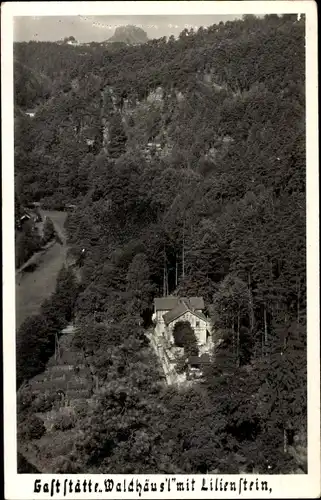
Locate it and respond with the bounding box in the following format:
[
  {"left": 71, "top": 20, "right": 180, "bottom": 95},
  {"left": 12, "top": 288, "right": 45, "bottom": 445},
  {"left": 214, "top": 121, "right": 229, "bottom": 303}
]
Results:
[{"left": 2, "top": 1, "right": 320, "bottom": 498}]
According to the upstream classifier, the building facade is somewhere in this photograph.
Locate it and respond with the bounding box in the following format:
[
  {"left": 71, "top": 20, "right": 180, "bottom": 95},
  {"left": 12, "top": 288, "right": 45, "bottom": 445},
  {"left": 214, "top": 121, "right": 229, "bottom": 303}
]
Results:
[
  {"left": 165, "top": 310, "right": 208, "bottom": 346},
  {"left": 153, "top": 296, "right": 210, "bottom": 347}
]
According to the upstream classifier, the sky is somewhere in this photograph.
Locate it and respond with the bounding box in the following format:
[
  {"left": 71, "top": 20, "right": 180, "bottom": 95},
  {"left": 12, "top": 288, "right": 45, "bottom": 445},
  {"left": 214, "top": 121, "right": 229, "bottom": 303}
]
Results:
[{"left": 13, "top": 15, "right": 242, "bottom": 43}]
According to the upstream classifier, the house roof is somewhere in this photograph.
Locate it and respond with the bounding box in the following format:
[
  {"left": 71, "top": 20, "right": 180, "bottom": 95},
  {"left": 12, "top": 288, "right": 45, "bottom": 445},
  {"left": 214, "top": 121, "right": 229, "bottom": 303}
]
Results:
[
  {"left": 154, "top": 296, "right": 180, "bottom": 311},
  {"left": 186, "top": 297, "right": 205, "bottom": 310},
  {"left": 188, "top": 356, "right": 202, "bottom": 366},
  {"left": 193, "top": 310, "right": 207, "bottom": 322},
  {"left": 163, "top": 301, "right": 207, "bottom": 325},
  {"left": 154, "top": 296, "right": 204, "bottom": 311},
  {"left": 20, "top": 213, "right": 31, "bottom": 220},
  {"left": 188, "top": 353, "right": 211, "bottom": 366},
  {"left": 163, "top": 301, "right": 189, "bottom": 325}
]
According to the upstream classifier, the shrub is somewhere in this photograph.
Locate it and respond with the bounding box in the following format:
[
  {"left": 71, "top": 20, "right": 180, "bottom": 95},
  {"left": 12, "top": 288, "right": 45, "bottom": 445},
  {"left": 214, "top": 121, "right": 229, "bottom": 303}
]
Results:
[
  {"left": 18, "top": 414, "right": 46, "bottom": 442},
  {"left": 15, "top": 222, "right": 42, "bottom": 268},
  {"left": 53, "top": 413, "right": 75, "bottom": 431},
  {"left": 17, "top": 385, "right": 35, "bottom": 415},
  {"left": 17, "top": 452, "right": 40, "bottom": 473},
  {"left": 43, "top": 216, "right": 55, "bottom": 243},
  {"left": 51, "top": 456, "right": 80, "bottom": 473},
  {"left": 73, "top": 400, "right": 89, "bottom": 419},
  {"left": 175, "top": 357, "right": 187, "bottom": 374},
  {"left": 31, "top": 393, "right": 58, "bottom": 413}
]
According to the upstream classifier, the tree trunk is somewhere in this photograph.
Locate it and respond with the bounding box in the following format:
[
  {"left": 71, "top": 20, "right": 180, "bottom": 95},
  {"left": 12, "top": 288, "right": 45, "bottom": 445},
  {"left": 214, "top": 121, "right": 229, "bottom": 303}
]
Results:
[
  {"left": 55, "top": 334, "right": 61, "bottom": 362},
  {"left": 297, "top": 276, "right": 301, "bottom": 325},
  {"left": 253, "top": 332, "right": 257, "bottom": 359},
  {"left": 236, "top": 307, "right": 240, "bottom": 367},
  {"left": 264, "top": 303, "right": 268, "bottom": 346},
  {"left": 165, "top": 264, "right": 169, "bottom": 296},
  {"left": 175, "top": 254, "right": 178, "bottom": 288},
  {"left": 182, "top": 221, "right": 185, "bottom": 279},
  {"left": 163, "top": 245, "right": 166, "bottom": 297},
  {"left": 232, "top": 313, "right": 235, "bottom": 358},
  {"left": 283, "top": 313, "right": 289, "bottom": 351},
  {"left": 283, "top": 428, "right": 288, "bottom": 453},
  {"left": 248, "top": 273, "right": 255, "bottom": 332}
]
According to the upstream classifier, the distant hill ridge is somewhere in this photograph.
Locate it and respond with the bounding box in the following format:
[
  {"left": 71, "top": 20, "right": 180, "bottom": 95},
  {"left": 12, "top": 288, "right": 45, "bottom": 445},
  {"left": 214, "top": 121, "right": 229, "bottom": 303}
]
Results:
[{"left": 106, "top": 24, "right": 148, "bottom": 45}]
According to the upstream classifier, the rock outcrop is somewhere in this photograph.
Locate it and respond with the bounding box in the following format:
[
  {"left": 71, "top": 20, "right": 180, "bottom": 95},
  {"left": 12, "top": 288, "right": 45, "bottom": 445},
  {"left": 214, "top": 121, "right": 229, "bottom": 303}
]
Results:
[{"left": 106, "top": 25, "right": 148, "bottom": 45}]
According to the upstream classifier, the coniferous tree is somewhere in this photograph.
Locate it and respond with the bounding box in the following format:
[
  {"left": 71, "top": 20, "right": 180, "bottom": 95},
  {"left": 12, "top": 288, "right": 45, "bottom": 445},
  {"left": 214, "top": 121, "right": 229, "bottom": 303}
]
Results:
[
  {"left": 43, "top": 216, "right": 55, "bottom": 243},
  {"left": 108, "top": 113, "right": 127, "bottom": 159}
]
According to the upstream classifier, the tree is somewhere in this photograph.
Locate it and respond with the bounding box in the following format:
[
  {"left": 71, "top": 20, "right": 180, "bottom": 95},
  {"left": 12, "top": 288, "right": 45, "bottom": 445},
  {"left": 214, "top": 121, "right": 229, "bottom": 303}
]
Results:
[
  {"left": 126, "top": 253, "right": 156, "bottom": 313},
  {"left": 211, "top": 274, "right": 249, "bottom": 366},
  {"left": 108, "top": 113, "right": 127, "bottom": 159},
  {"left": 63, "top": 36, "right": 76, "bottom": 43},
  {"left": 40, "top": 296, "right": 68, "bottom": 333},
  {"left": 15, "top": 221, "right": 42, "bottom": 268},
  {"left": 257, "top": 322, "right": 306, "bottom": 460},
  {"left": 14, "top": 193, "right": 24, "bottom": 229},
  {"left": 173, "top": 321, "right": 199, "bottom": 357},
  {"left": 17, "top": 452, "right": 40, "bottom": 473},
  {"left": 16, "top": 314, "right": 51, "bottom": 386},
  {"left": 17, "top": 413, "right": 46, "bottom": 442},
  {"left": 54, "top": 265, "right": 79, "bottom": 321},
  {"left": 71, "top": 359, "right": 171, "bottom": 473},
  {"left": 51, "top": 456, "right": 80, "bottom": 473},
  {"left": 43, "top": 216, "right": 55, "bottom": 243}
]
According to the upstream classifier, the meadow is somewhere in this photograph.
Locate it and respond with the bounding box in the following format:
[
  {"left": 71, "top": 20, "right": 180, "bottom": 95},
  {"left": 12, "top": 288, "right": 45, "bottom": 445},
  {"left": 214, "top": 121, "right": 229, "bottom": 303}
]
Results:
[{"left": 15, "top": 211, "right": 67, "bottom": 328}]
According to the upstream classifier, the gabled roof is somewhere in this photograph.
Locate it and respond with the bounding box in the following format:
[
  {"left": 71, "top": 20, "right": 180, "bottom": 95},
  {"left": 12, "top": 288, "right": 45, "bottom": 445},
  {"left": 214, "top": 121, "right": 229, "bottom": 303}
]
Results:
[
  {"left": 154, "top": 296, "right": 204, "bottom": 311},
  {"left": 163, "top": 300, "right": 189, "bottom": 325},
  {"left": 20, "top": 212, "right": 32, "bottom": 221},
  {"left": 163, "top": 301, "right": 207, "bottom": 326},
  {"left": 193, "top": 310, "right": 207, "bottom": 322}
]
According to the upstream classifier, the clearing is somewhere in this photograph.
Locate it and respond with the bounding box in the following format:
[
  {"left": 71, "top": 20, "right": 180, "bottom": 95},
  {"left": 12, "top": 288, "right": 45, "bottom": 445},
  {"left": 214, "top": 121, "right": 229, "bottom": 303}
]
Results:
[{"left": 16, "top": 210, "right": 68, "bottom": 329}]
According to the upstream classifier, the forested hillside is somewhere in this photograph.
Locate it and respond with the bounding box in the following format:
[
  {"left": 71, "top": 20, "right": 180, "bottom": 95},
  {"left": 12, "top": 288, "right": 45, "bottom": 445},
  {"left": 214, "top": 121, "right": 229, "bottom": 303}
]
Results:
[{"left": 15, "top": 14, "right": 307, "bottom": 473}]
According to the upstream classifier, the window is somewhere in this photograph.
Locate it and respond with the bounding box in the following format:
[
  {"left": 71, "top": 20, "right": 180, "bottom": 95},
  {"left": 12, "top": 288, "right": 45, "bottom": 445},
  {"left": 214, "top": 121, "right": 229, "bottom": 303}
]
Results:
[{"left": 196, "top": 321, "right": 200, "bottom": 327}]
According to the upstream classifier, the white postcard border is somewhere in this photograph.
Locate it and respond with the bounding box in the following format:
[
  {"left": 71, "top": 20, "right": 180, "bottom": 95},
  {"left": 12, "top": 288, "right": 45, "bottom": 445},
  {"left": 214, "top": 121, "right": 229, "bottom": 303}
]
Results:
[{"left": 2, "top": 2, "right": 319, "bottom": 499}]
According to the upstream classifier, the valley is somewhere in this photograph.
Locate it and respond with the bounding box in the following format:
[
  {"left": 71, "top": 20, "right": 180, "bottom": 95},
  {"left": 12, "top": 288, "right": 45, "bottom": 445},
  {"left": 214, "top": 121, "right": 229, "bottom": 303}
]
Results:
[{"left": 14, "top": 15, "right": 307, "bottom": 475}]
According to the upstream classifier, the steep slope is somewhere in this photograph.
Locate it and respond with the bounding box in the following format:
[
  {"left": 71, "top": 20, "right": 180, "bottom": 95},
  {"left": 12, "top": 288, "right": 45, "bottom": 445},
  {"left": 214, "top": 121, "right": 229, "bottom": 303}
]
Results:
[{"left": 14, "top": 14, "right": 307, "bottom": 474}]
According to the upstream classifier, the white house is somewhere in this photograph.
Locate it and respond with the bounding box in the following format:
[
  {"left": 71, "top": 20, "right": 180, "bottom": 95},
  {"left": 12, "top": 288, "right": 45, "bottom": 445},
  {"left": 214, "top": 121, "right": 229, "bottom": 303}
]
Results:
[
  {"left": 67, "top": 40, "right": 80, "bottom": 46},
  {"left": 153, "top": 296, "right": 211, "bottom": 347}
]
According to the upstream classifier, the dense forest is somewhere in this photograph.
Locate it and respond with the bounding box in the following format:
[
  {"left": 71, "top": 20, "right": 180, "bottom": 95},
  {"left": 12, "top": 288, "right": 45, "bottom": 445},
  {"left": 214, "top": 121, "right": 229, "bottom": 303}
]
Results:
[{"left": 15, "top": 14, "right": 307, "bottom": 474}]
